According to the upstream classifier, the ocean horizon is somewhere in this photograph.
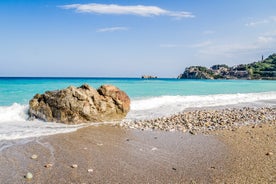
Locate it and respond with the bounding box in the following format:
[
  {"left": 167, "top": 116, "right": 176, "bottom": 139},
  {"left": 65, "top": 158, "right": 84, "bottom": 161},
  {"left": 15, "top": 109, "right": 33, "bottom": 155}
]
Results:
[{"left": 0, "top": 77, "right": 275, "bottom": 141}]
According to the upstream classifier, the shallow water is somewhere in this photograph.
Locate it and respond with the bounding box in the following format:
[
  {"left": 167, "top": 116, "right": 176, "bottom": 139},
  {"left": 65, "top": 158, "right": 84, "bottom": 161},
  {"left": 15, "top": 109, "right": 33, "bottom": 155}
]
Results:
[{"left": 0, "top": 77, "right": 275, "bottom": 141}]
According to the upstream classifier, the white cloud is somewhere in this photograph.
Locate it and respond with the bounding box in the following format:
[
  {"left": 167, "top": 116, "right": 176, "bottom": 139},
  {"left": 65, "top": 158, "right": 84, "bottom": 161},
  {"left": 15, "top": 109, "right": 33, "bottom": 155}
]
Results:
[
  {"left": 60, "top": 3, "right": 194, "bottom": 19},
  {"left": 191, "top": 41, "right": 212, "bottom": 48},
  {"left": 198, "top": 38, "right": 275, "bottom": 58},
  {"left": 246, "top": 20, "right": 269, "bottom": 27},
  {"left": 246, "top": 16, "right": 276, "bottom": 27},
  {"left": 263, "top": 30, "right": 276, "bottom": 37},
  {"left": 97, "top": 26, "right": 128, "bottom": 32},
  {"left": 257, "top": 36, "right": 274, "bottom": 44}
]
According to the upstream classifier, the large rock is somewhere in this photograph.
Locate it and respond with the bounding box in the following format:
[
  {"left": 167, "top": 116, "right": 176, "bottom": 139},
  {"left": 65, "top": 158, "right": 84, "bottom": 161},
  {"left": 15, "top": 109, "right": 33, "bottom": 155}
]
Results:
[{"left": 28, "top": 84, "right": 130, "bottom": 124}]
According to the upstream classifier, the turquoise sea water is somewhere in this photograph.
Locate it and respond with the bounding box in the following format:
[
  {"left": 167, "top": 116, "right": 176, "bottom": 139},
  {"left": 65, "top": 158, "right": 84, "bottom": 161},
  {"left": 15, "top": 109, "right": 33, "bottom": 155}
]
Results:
[
  {"left": 0, "top": 77, "right": 275, "bottom": 141},
  {"left": 1, "top": 77, "right": 276, "bottom": 105}
]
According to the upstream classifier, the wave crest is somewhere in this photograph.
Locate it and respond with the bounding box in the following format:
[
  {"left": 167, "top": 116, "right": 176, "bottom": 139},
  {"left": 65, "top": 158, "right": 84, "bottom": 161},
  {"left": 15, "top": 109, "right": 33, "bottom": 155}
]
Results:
[
  {"left": 127, "top": 92, "right": 276, "bottom": 119},
  {"left": 0, "top": 103, "right": 29, "bottom": 122}
]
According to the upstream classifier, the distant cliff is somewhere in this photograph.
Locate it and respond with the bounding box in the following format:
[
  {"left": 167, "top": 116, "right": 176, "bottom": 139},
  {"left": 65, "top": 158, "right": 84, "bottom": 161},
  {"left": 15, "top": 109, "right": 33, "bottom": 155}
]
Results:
[{"left": 178, "top": 54, "right": 276, "bottom": 80}]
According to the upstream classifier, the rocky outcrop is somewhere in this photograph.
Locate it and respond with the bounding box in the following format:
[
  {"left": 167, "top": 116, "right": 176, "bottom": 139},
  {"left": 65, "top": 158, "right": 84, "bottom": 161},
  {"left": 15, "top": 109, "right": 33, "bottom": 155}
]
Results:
[
  {"left": 178, "top": 66, "right": 214, "bottom": 79},
  {"left": 29, "top": 84, "right": 130, "bottom": 124},
  {"left": 178, "top": 54, "right": 276, "bottom": 80},
  {"left": 178, "top": 65, "right": 251, "bottom": 79},
  {"left": 141, "top": 75, "right": 157, "bottom": 79}
]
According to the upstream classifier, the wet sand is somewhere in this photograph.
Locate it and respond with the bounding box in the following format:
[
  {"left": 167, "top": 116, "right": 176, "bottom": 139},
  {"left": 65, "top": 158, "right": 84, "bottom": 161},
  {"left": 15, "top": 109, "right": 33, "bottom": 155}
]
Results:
[
  {"left": 0, "top": 122, "right": 275, "bottom": 183},
  {"left": 211, "top": 122, "right": 276, "bottom": 183}
]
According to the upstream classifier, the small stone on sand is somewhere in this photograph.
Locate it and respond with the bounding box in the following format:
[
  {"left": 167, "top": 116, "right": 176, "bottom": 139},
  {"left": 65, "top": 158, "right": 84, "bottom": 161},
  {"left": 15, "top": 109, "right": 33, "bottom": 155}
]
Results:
[
  {"left": 266, "top": 152, "right": 273, "bottom": 156},
  {"left": 25, "top": 172, "right": 33, "bottom": 179},
  {"left": 88, "top": 169, "right": 94, "bottom": 173},
  {"left": 151, "top": 147, "right": 157, "bottom": 151},
  {"left": 71, "top": 164, "right": 78, "bottom": 168},
  {"left": 97, "top": 143, "right": 103, "bottom": 146},
  {"left": 44, "top": 163, "right": 53, "bottom": 168},
  {"left": 31, "top": 154, "right": 38, "bottom": 159}
]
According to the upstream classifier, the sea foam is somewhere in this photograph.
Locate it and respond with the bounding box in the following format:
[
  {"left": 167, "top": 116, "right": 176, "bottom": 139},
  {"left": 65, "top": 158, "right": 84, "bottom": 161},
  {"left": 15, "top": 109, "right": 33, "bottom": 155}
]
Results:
[
  {"left": 0, "top": 92, "right": 275, "bottom": 141},
  {"left": 0, "top": 103, "right": 86, "bottom": 141},
  {"left": 0, "top": 103, "right": 28, "bottom": 122},
  {"left": 127, "top": 92, "right": 276, "bottom": 120}
]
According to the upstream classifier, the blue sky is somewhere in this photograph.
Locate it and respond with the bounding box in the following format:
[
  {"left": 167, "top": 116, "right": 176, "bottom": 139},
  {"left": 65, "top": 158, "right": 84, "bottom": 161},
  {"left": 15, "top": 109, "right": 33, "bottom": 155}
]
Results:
[{"left": 1, "top": 0, "right": 276, "bottom": 77}]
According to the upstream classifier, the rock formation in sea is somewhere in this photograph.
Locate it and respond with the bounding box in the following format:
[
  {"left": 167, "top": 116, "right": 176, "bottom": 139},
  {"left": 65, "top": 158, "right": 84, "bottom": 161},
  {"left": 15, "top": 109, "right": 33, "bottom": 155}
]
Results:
[
  {"left": 29, "top": 84, "right": 130, "bottom": 124},
  {"left": 141, "top": 75, "right": 158, "bottom": 79}
]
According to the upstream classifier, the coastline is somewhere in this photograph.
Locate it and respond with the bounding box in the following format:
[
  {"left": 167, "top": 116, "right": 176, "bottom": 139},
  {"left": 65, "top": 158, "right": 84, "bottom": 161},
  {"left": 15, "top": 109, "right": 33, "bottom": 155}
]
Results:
[{"left": 0, "top": 106, "right": 275, "bottom": 183}]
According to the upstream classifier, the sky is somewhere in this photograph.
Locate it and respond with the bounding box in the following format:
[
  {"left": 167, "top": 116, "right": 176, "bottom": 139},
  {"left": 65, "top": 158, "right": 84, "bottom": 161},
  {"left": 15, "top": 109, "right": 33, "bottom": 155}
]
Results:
[{"left": 1, "top": 0, "right": 276, "bottom": 77}]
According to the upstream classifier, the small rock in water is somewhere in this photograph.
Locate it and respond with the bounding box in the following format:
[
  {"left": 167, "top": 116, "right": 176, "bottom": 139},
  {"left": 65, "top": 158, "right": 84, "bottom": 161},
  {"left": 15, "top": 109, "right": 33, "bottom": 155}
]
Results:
[
  {"left": 31, "top": 154, "right": 38, "bottom": 159},
  {"left": 25, "top": 172, "right": 33, "bottom": 180},
  {"left": 88, "top": 169, "right": 94, "bottom": 173},
  {"left": 71, "top": 164, "right": 78, "bottom": 168},
  {"left": 44, "top": 163, "right": 53, "bottom": 168}
]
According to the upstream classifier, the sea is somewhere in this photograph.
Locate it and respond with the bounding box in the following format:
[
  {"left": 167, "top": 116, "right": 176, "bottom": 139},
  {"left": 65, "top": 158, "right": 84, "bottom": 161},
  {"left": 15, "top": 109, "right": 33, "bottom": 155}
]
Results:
[{"left": 0, "top": 77, "right": 276, "bottom": 142}]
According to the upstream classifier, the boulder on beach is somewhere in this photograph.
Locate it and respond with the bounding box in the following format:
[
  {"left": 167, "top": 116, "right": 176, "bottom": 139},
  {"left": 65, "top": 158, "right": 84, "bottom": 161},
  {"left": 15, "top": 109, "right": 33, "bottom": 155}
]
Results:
[{"left": 28, "top": 84, "right": 130, "bottom": 124}]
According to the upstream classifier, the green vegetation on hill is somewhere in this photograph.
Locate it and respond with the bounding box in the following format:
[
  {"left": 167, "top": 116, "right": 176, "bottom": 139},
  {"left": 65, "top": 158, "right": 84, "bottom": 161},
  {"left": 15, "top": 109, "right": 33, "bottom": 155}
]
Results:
[
  {"left": 246, "top": 54, "right": 276, "bottom": 79},
  {"left": 178, "top": 54, "right": 276, "bottom": 80}
]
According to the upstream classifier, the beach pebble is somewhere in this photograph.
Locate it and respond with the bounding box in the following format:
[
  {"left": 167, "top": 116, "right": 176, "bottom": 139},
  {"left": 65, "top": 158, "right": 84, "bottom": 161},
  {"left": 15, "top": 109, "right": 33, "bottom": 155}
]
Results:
[
  {"left": 25, "top": 172, "right": 33, "bottom": 180},
  {"left": 119, "top": 107, "right": 276, "bottom": 134},
  {"left": 266, "top": 152, "right": 273, "bottom": 156},
  {"left": 88, "top": 169, "right": 94, "bottom": 173},
  {"left": 189, "top": 130, "right": 197, "bottom": 135},
  {"left": 31, "top": 154, "right": 38, "bottom": 159},
  {"left": 71, "top": 164, "right": 78, "bottom": 168},
  {"left": 44, "top": 163, "right": 53, "bottom": 168},
  {"left": 96, "top": 143, "right": 103, "bottom": 146},
  {"left": 151, "top": 147, "right": 158, "bottom": 151}
]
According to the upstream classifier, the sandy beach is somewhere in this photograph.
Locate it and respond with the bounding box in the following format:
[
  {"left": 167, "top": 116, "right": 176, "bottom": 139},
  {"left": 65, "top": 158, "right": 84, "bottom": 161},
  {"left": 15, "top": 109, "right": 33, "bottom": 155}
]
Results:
[{"left": 0, "top": 108, "right": 275, "bottom": 184}]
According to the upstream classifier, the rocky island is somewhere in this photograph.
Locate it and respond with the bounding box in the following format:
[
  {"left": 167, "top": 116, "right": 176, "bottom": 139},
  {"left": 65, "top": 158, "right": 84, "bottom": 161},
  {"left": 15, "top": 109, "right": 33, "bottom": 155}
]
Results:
[
  {"left": 141, "top": 75, "right": 158, "bottom": 79},
  {"left": 178, "top": 54, "right": 276, "bottom": 80}
]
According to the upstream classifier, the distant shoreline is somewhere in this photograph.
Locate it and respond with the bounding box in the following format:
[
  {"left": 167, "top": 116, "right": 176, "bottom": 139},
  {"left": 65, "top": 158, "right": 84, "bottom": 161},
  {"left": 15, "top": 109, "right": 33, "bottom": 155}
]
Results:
[{"left": 0, "top": 76, "right": 275, "bottom": 80}]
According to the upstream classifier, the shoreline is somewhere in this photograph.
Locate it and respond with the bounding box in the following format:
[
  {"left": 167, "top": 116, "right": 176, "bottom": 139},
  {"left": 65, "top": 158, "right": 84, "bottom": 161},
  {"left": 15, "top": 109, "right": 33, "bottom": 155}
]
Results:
[{"left": 0, "top": 106, "right": 275, "bottom": 183}]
